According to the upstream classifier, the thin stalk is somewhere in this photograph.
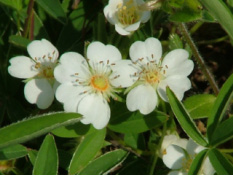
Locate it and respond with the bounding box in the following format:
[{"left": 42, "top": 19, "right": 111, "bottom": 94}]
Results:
[
  {"left": 149, "top": 122, "right": 167, "bottom": 175},
  {"left": 179, "top": 23, "right": 219, "bottom": 95},
  {"left": 23, "top": 0, "right": 34, "bottom": 39}
]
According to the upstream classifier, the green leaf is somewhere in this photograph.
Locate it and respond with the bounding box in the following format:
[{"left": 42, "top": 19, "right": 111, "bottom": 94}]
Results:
[
  {"left": 35, "top": 0, "right": 66, "bottom": 24},
  {"left": 0, "top": 0, "right": 22, "bottom": 10},
  {"left": 210, "top": 117, "right": 233, "bottom": 146},
  {"left": 78, "top": 149, "right": 128, "bottom": 175},
  {"left": 200, "top": 0, "right": 233, "bottom": 40},
  {"left": 108, "top": 111, "right": 167, "bottom": 134},
  {"left": 169, "top": 34, "right": 183, "bottom": 50},
  {"left": 56, "top": 2, "right": 85, "bottom": 53},
  {"left": 166, "top": 87, "right": 208, "bottom": 146},
  {"left": 188, "top": 149, "right": 208, "bottom": 175},
  {"left": 207, "top": 74, "right": 233, "bottom": 141},
  {"left": 208, "top": 148, "right": 233, "bottom": 174},
  {"left": 68, "top": 128, "right": 106, "bottom": 174},
  {"left": 34, "top": 12, "right": 49, "bottom": 39},
  {"left": 52, "top": 122, "right": 94, "bottom": 138},
  {"left": 8, "top": 35, "right": 30, "bottom": 48},
  {"left": 0, "top": 112, "right": 82, "bottom": 149},
  {"left": 0, "top": 144, "right": 28, "bottom": 160},
  {"left": 184, "top": 94, "right": 216, "bottom": 119},
  {"left": 33, "top": 134, "right": 58, "bottom": 175},
  {"left": 28, "top": 149, "right": 38, "bottom": 166},
  {"left": 124, "top": 133, "right": 146, "bottom": 150}
]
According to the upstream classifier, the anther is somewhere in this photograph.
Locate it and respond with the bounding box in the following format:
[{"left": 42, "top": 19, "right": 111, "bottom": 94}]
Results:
[
  {"left": 165, "top": 65, "right": 168, "bottom": 68},
  {"left": 151, "top": 54, "right": 154, "bottom": 58},
  {"left": 75, "top": 73, "right": 79, "bottom": 75},
  {"left": 107, "top": 60, "right": 109, "bottom": 64},
  {"left": 52, "top": 50, "right": 55, "bottom": 54},
  {"left": 99, "top": 61, "right": 103, "bottom": 64},
  {"left": 43, "top": 55, "right": 46, "bottom": 59}
]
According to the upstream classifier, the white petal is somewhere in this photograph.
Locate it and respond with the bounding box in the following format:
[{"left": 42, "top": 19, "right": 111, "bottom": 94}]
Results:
[
  {"left": 140, "top": 11, "right": 151, "bottom": 23},
  {"left": 115, "top": 24, "right": 131, "bottom": 35},
  {"left": 55, "top": 83, "right": 89, "bottom": 112},
  {"left": 104, "top": 0, "right": 121, "bottom": 25},
  {"left": 162, "top": 49, "right": 193, "bottom": 77},
  {"left": 160, "top": 135, "right": 180, "bottom": 156},
  {"left": 163, "top": 144, "right": 185, "bottom": 169},
  {"left": 126, "top": 84, "right": 158, "bottom": 115},
  {"left": 24, "top": 79, "right": 54, "bottom": 109},
  {"left": 54, "top": 52, "right": 89, "bottom": 84},
  {"left": 110, "top": 60, "right": 138, "bottom": 88},
  {"left": 124, "top": 21, "right": 141, "bottom": 32},
  {"left": 129, "top": 37, "right": 162, "bottom": 64},
  {"left": 87, "top": 41, "right": 122, "bottom": 64},
  {"left": 53, "top": 80, "right": 60, "bottom": 92},
  {"left": 158, "top": 75, "right": 191, "bottom": 101},
  {"left": 8, "top": 56, "right": 38, "bottom": 79},
  {"left": 168, "top": 171, "right": 187, "bottom": 175},
  {"left": 201, "top": 157, "right": 215, "bottom": 175},
  {"left": 78, "top": 93, "right": 110, "bottom": 129},
  {"left": 186, "top": 139, "right": 205, "bottom": 156},
  {"left": 27, "top": 39, "right": 58, "bottom": 61}
]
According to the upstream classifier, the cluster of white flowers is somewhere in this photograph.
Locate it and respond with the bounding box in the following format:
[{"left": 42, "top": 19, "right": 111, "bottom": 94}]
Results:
[
  {"left": 161, "top": 135, "right": 215, "bottom": 175},
  {"left": 8, "top": 37, "right": 193, "bottom": 129}
]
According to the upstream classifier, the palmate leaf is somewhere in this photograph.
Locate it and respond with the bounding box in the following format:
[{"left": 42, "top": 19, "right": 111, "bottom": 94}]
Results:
[
  {"left": 33, "top": 134, "right": 58, "bottom": 175},
  {"left": 207, "top": 74, "right": 233, "bottom": 142},
  {"left": 0, "top": 112, "right": 82, "bottom": 149},
  {"left": 166, "top": 87, "right": 208, "bottom": 147}
]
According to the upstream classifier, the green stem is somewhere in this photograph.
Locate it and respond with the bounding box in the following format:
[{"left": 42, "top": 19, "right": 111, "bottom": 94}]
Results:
[
  {"left": 149, "top": 122, "right": 167, "bottom": 175},
  {"left": 219, "top": 149, "right": 233, "bottom": 153},
  {"left": 179, "top": 23, "right": 219, "bottom": 95},
  {"left": 197, "top": 35, "right": 229, "bottom": 45}
]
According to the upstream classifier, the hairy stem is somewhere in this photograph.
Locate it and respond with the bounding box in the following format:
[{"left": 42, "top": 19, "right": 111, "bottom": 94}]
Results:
[{"left": 179, "top": 23, "right": 219, "bottom": 95}]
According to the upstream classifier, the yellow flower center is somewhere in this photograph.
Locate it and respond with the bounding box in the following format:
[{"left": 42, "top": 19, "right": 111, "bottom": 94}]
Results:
[
  {"left": 90, "top": 75, "right": 109, "bottom": 91},
  {"left": 182, "top": 156, "right": 193, "bottom": 172},
  {"left": 117, "top": 0, "right": 140, "bottom": 26}
]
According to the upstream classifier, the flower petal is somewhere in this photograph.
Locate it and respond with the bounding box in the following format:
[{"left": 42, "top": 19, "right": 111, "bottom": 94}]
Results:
[
  {"left": 27, "top": 39, "right": 58, "bottom": 61},
  {"left": 55, "top": 83, "right": 89, "bottom": 112},
  {"left": 115, "top": 24, "right": 131, "bottom": 35},
  {"left": 129, "top": 37, "right": 162, "bottom": 64},
  {"left": 200, "top": 157, "right": 215, "bottom": 175},
  {"left": 186, "top": 139, "right": 205, "bottom": 156},
  {"left": 54, "top": 52, "right": 89, "bottom": 84},
  {"left": 103, "top": 0, "right": 122, "bottom": 24},
  {"left": 160, "top": 135, "right": 180, "bottom": 156},
  {"left": 126, "top": 84, "right": 158, "bottom": 115},
  {"left": 163, "top": 144, "right": 185, "bottom": 170},
  {"left": 87, "top": 41, "right": 122, "bottom": 64},
  {"left": 110, "top": 60, "right": 138, "bottom": 88},
  {"left": 158, "top": 75, "right": 191, "bottom": 101},
  {"left": 140, "top": 11, "right": 151, "bottom": 23},
  {"left": 168, "top": 171, "right": 187, "bottom": 175},
  {"left": 78, "top": 93, "right": 110, "bottom": 129},
  {"left": 162, "top": 49, "right": 193, "bottom": 77},
  {"left": 8, "top": 56, "right": 38, "bottom": 79},
  {"left": 124, "top": 21, "right": 141, "bottom": 32},
  {"left": 24, "top": 79, "right": 54, "bottom": 109}
]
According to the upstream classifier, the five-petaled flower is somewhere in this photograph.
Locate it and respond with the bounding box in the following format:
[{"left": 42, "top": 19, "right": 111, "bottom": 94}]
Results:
[
  {"left": 8, "top": 39, "right": 59, "bottom": 109},
  {"left": 104, "top": 0, "right": 151, "bottom": 35},
  {"left": 54, "top": 41, "right": 123, "bottom": 129},
  {"left": 161, "top": 136, "right": 215, "bottom": 175},
  {"left": 111, "top": 37, "right": 194, "bottom": 115}
]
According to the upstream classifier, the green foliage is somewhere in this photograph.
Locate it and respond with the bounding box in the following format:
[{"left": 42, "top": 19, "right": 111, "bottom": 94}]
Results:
[
  {"left": 33, "top": 134, "right": 58, "bottom": 175},
  {"left": 0, "top": 144, "right": 28, "bottom": 160},
  {"left": 68, "top": 128, "right": 106, "bottom": 174},
  {"left": 0, "top": 112, "right": 81, "bottom": 149},
  {"left": 166, "top": 87, "right": 208, "bottom": 147}
]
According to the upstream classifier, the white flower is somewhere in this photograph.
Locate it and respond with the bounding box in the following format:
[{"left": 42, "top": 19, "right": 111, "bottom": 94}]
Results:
[
  {"left": 8, "top": 39, "right": 59, "bottom": 109},
  {"left": 111, "top": 37, "right": 194, "bottom": 114},
  {"left": 162, "top": 138, "right": 215, "bottom": 175},
  {"left": 54, "top": 42, "right": 123, "bottom": 129},
  {"left": 104, "top": 0, "right": 151, "bottom": 35}
]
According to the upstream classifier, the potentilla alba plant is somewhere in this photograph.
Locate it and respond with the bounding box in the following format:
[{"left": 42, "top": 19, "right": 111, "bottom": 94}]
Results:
[
  {"left": 54, "top": 41, "right": 123, "bottom": 129},
  {"left": 8, "top": 39, "right": 59, "bottom": 109},
  {"left": 104, "top": 0, "right": 151, "bottom": 35},
  {"left": 162, "top": 137, "right": 215, "bottom": 175},
  {"left": 111, "top": 37, "right": 194, "bottom": 114}
]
